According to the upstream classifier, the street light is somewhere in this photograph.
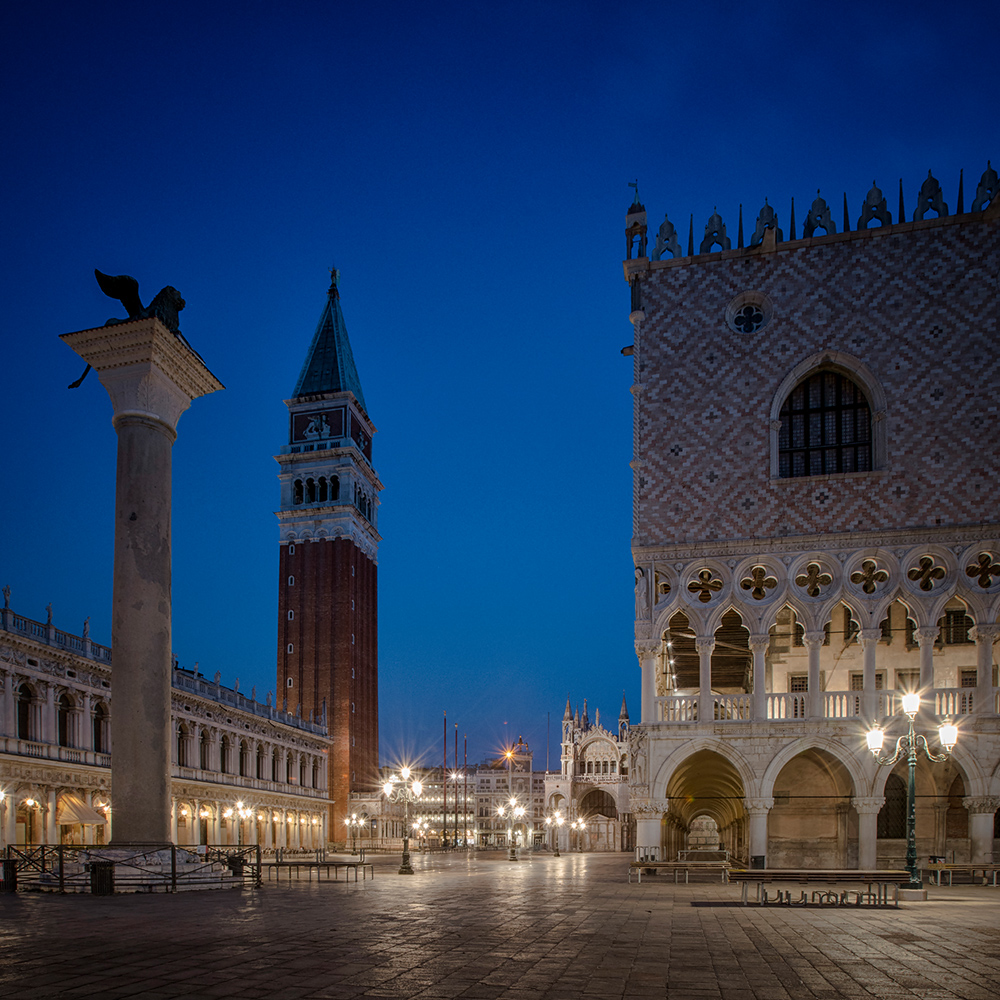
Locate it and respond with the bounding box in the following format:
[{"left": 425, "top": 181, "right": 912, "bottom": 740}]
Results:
[
  {"left": 867, "top": 692, "right": 957, "bottom": 889},
  {"left": 24, "top": 798, "right": 36, "bottom": 847},
  {"left": 544, "top": 810, "right": 565, "bottom": 857},
  {"left": 236, "top": 800, "right": 252, "bottom": 846},
  {"left": 382, "top": 767, "right": 423, "bottom": 874},
  {"left": 412, "top": 818, "right": 429, "bottom": 851},
  {"left": 497, "top": 795, "right": 526, "bottom": 861},
  {"left": 344, "top": 812, "right": 364, "bottom": 854},
  {"left": 571, "top": 818, "right": 586, "bottom": 852}
]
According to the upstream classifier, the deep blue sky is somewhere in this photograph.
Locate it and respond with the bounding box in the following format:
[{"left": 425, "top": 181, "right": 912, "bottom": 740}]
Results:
[{"left": 1, "top": 1, "right": 994, "bottom": 769}]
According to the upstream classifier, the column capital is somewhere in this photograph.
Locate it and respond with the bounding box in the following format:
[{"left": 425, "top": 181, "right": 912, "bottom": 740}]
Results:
[
  {"left": 970, "top": 624, "right": 1000, "bottom": 644},
  {"left": 748, "top": 635, "right": 770, "bottom": 654},
  {"left": 851, "top": 796, "right": 886, "bottom": 816},
  {"left": 632, "top": 798, "right": 668, "bottom": 816},
  {"left": 802, "top": 631, "right": 826, "bottom": 649},
  {"left": 60, "top": 317, "right": 223, "bottom": 433},
  {"left": 744, "top": 797, "right": 773, "bottom": 815},
  {"left": 962, "top": 796, "right": 1000, "bottom": 815},
  {"left": 635, "top": 640, "right": 660, "bottom": 660},
  {"left": 857, "top": 628, "right": 882, "bottom": 646},
  {"left": 914, "top": 626, "right": 940, "bottom": 646},
  {"left": 695, "top": 636, "right": 716, "bottom": 654}
]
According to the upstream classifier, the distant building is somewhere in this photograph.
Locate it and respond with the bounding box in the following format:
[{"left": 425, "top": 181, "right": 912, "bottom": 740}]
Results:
[
  {"left": 275, "top": 271, "right": 381, "bottom": 836},
  {"left": 0, "top": 600, "right": 329, "bottom": 849},
  {"left": 623, "top": 164, "right": 1000, "bottom": 867},
  {"left": 544, "top": 698, "right": 633, "bottom": 852}
]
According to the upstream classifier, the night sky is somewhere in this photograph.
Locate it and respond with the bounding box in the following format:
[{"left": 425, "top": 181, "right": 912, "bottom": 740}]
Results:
[{"left": 1, "top": 1, "right": 994, "bottom": 769}]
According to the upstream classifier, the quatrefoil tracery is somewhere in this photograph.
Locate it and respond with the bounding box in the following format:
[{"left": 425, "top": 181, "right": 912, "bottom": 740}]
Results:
[
  {"left": 850, "top": 559, "right": 889, "bottom": 595},
  {"left": 795, "top": 562, "right": 832, "bottom": 597},
  {"left": 740, "top": 566, "right": 777, "bottom": 600},
  {"left": 966, "top": 553, "right": 1000, "bottom": 589},
  {"left": 907, "top": 556, "right": 946, "bottom": 592},
  {"left": 688, "top": 569, "right": 724, "bottom": 603}
]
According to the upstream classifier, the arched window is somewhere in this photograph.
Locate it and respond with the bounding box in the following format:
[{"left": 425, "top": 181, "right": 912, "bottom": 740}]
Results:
[
  {"left": 306, "top": 478, "right": 316, "bottom": 503},
  {"left": 318, "top": 477, "right": 328, "bottom": 502},
  {"left": 16, "top": 684, "right": 32, "bottom": 740},
  {"left": 877, "top": 773, "right": 906, "bottom": 838},
  {"left": 200, "top": 729, "right": 211, "bottom": 770},
  {"left": 58, "top": 693, "right": 74, "bottom": 747},
  {"left": 293, "top": 479, "right": 303, "bottom": 505},
  {"left": 257, "top": 745, "right": 266, "bottom": 779},
  {"left": 239, "top": 739, "right": 249, "bottom": 777},
  {"left": 330, "top": 475, "right": 340, "bottom": 501},
  {"left": 220, "top": 735, "right": 231, "bottom": 774},
  {"left": 93, "top": 702, "right": 107, "bottom": 753},
  {"left": 778, "top": 369, "right": 872, "bottom": 477},
  {"left": 177, "top": 723, "right": 190, "bottom": 767}
]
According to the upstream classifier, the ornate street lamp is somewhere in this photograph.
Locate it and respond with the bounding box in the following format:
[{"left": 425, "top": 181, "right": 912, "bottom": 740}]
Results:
[
  {"left": 867, "top": 692, "right": 958, "bottom": 889},
  {"left": 544, "top": 809, "right": 565, "bottom": 857},
  {"left": 344, "top": 812, "right": 364, "bottom": 854},
  {"left": 382, "top": 767, "right": 423, "bottom": 874},
  {"left": 497, "top": 796, "right": 526, "bottom": 861},
  {"left": 412, "top": 818, "right": 429, "bottom": 851},
  {"left": 236, "top": 800, "right": 252, "bottom": 846},
  {"left": 571, "top": 817, "right": 587, "bottom": 852}
]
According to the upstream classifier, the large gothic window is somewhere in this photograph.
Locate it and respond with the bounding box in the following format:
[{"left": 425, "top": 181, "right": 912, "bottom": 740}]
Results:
[{"left": 778, "top": 370, "right": 872, "bottom": 477}]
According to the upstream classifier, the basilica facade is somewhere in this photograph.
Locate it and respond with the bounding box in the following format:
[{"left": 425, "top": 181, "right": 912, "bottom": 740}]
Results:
[{"left": 623, "top": 163, "right": 1000, "bottom": 867}]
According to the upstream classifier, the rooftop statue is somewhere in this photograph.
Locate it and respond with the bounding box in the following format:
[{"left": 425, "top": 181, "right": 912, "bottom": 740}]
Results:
[{"left": 68, "top": 269, "right": 189, "bottom": 388}]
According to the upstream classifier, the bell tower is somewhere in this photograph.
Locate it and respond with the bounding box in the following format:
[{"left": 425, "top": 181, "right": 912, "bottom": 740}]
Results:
[{"left": 275, "top": 269, "right": 381, "bottom": 835}]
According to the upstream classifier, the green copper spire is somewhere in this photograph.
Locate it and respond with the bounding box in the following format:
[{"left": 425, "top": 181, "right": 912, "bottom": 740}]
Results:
[{"left": 292, "top": 269, "right": 367, "bottom": 411}]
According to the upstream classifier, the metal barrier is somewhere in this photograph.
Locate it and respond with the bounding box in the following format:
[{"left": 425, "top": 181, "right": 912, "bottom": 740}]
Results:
[{"left": 3, "top": 843, "right": 262, "bottom": 893}]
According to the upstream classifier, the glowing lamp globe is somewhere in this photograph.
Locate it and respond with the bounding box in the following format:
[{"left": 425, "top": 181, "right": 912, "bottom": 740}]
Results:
[
  {"left": 939, "top": 723, "right": 958, "bottom": 752},
  {"left": 866, "top": 727, "right": 884, "bottom": 754},
  {"left": 901, "top": 692, "right": 921, "bottom": 716}
]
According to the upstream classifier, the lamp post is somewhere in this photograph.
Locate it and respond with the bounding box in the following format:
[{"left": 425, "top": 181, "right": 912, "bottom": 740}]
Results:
[
  {"left": 413, "top": 818, "right": 429, "bottom": 851},
  {"left": 867, "top": 692, "right": 958, "bottom": 889},
  {"left": 544, "top": 810, "right": 565, "bottom": 857},
  {"left": 382, "top": 767, "right": 423, "bottom": 875},
  {"left": 345, "top": 812, "right": 363, "bottom": 854},
  {"left": 24, "top": 798, "right": 36, "bottom": 847},
  {"left": 236, "top": 801, "right": 252, "bottom": 847},
  {"left": 497, "top": 796, "right": 526, "bottom": 861},
  {"left": 571, "top": 818, "right": 587, "bottom": 852}
]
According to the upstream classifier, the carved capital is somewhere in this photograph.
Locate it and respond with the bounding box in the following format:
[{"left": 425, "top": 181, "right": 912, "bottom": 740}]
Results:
[
  {"left": 744, "top": 797, "right": 773, "bottom": 815},
  {"left": 61, "top": 318, "right": 223, "bottom": 433},
  {"left": 802, "top": 631, "right": 826, "bottom": 649},
  {"left": 962, "top": 796, "right": 1000, "bottom": 815},
  {"left": 635, "top": 640, "right": 660, "bottom": 661},
  {"left": 695, "top": 636, "right": 716, "bottom": 655},
  {"left": 970, "top": 624, "right": 1000, "bottom": 644},
  {"left": 914, "top": 626, "right": 940, "bottom": 646},
  {"left": 857, "top": 628, "right": 882, "bottom": 647},
  {"left": 748, "top": 635, "right": 771, "bottom": 654},
  {"left": 851, "top": 796, "right": 886, "bottom": 816},
  {"left": 631, "top": 798, "right": 667, "bottom": 817},
  {"left": 634, "top": 622, "right": 652, "bottom": 641}
]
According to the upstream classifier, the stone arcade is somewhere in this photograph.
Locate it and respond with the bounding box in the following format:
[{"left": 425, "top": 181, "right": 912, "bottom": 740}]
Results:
[{"left": 623, "top": 163, "right": 1000, "bottom": 868}]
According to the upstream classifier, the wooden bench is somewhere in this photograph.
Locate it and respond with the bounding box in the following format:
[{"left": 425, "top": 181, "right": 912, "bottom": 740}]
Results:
[
  {"left": 927, "top": 863, "right": 1000, "bottom": 886},
  {"left": 628, "top": 860, "right": 730, "bottom": 884},
  {"left": 261, "top": 860, "right": 374, "bottom": 883},
  {"left": 729, "top": 869, "right": 909, "bottom": 907}
]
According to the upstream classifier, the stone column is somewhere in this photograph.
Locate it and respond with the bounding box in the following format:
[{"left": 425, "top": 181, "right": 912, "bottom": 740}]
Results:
[
  {"left": 970, "top": 625, "right": 1000, "bottom": 716},
  {"left": 804, "top": 631, "right": 825, "bottom": 720},
  {"left": 43, "top": 683, "right": 56, "bottom": 745},
  {"left": 83, "top": 792, "right": 95, "bottom": 845},
  {"left": 749, "top": 635, "right": 770, "bottom": 720},
  {"left": 915, "top": 626, "right": 939, "bottom": 694},
  {"left": 61, "top": 318, "right": 222, "bottom": 846},
  {"left": 745, "top": 797, "right": 772, "bottom": 868},
  {"left": 1, "top": 792, "right": 14, "bottom": 848},
  {"left": 2, "top": 670, "right": 15, "bottom": 738},
  {"left": 81, "top": 691, "right": 92, "bottom": 751},
  {"left": 45, "top": 788, "right": 57, "bottom": 845},
  {"left": 858, "top": 629, "right": 881, "bottom": 721},
  {"left": 636, "top": 641, "right": 658, "bottom": 724},
  {"left": 633, "top": 801, "right": 665, "bottom": 859},
  {"left": 696, "top": 636, "right": 715, "bottom": 722},
  {"left": 170, "top": 800, "right": 179, "bottom": 844},
  {"left": 964, "top": 797, "right": 1000, "bottom": 863},
  {"left": 852, "top": 796, "right": 884, "bottom": 869}
]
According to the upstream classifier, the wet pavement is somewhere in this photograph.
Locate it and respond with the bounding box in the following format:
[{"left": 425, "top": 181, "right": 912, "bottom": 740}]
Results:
[{"left": 1, "top": 851, "right": 999, "bottom": 999}]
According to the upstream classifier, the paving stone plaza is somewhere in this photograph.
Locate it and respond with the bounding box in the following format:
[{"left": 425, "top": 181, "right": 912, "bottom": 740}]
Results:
[{"left": 2, "top": 853, "right": 999, "bottom": 999}]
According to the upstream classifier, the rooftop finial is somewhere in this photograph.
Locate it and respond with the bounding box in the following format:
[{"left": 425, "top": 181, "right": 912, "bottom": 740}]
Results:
[
  {"left": 328, "top": 265, "right": 340, "bottom": 292},
  {"left": 628, "top": 179, "right": 640, "bottom": 205}
]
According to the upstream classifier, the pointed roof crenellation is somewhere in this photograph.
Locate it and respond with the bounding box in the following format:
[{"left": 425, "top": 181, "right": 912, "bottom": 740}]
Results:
[{"left": 292, "top": 268, "right": 367, "bottom": 412}]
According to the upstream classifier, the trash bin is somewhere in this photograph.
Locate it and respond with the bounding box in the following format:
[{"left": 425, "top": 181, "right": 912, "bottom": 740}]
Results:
[
  {"left": 750, "top": 855, "right": 765, "bottom": 870},
  {"left": 1, "top": 859, "right": 16, "bottom": 893},
  {"left": 227, "top": 857, "right": 245, "bottom": 878},
  {"left": 90, "top": 860, "right": 115, "bottom": 895}
]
